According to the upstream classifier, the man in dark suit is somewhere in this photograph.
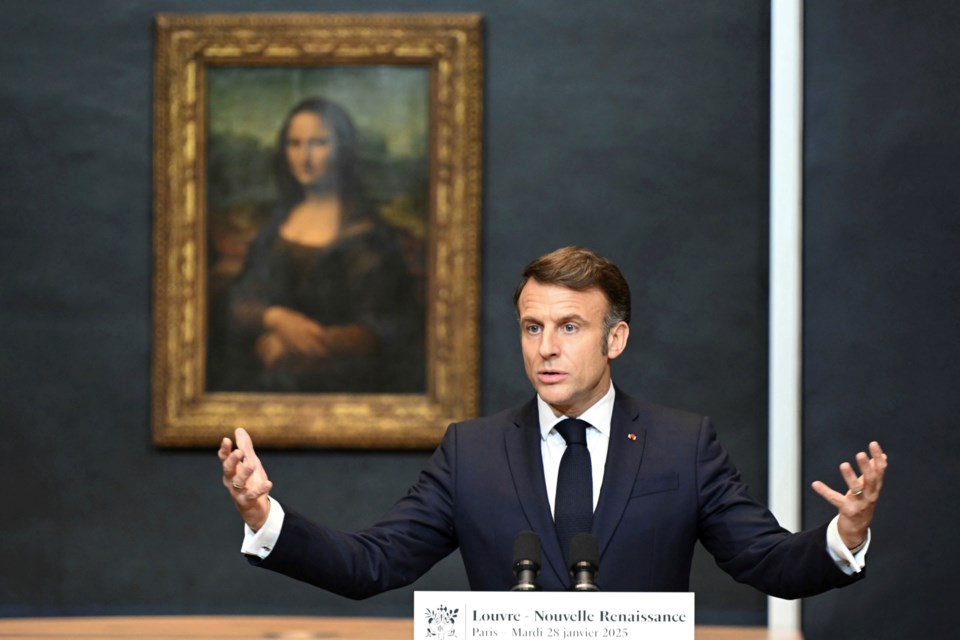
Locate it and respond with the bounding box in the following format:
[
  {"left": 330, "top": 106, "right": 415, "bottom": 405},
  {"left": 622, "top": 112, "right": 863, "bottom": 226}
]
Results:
[{"left": 220, "top": 246, "right": 887, "bottom": 598}]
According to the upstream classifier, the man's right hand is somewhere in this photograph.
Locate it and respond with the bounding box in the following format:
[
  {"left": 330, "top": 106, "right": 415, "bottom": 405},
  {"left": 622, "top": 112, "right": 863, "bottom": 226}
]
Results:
[{"left": 219, "top": 427, "right": 273, "bottom": 531}]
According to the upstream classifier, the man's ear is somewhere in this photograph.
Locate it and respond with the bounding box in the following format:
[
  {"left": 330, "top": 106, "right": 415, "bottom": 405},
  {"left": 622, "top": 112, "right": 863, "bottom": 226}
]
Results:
[{"left": 606, "top": 321, "right": 630, "bottom": 360}]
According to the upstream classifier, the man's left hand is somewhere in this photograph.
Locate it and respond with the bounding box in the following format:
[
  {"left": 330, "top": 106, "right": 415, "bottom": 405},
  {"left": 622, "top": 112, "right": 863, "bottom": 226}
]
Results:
[{"left": 811, "top": 441, "right": 889, "bottom": 550}]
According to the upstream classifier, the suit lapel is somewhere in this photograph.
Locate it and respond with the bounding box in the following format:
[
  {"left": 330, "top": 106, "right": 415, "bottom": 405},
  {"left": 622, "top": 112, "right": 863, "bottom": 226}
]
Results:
[
  {"left": 504, "top": 400, "right": 569, "bottom": 586},
  {"left": 592, "top": 390, "right": 646, "bottom": 558}
]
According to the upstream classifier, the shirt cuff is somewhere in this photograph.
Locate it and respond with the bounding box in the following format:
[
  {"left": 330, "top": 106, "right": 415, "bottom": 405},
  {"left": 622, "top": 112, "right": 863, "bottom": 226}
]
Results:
[
  {"left": 825, "top": 514, "right": 870, "bottom": 575},
  {"left": 240, "top": 496, "right": 285, "bottom": 559}
]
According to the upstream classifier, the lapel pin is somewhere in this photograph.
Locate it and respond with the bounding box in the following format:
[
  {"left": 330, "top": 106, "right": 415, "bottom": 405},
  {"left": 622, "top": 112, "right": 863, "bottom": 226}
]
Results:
[{"left": 627, "top": 433, "right": 637, "bottom": 441}]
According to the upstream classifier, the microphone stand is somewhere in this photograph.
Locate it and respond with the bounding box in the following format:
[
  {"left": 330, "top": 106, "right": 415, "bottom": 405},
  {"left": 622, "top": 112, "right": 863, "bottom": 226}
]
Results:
[
  {"left": 568, "top": 533, "right": 600, "bottom": 591},
  {"left": 511, "top": 531, "right": 542, "bottom": 591}
]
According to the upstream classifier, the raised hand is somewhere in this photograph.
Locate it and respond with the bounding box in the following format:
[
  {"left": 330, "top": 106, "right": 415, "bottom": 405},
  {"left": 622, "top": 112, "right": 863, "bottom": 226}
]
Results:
[
  {"left": 218, "top": 427, "right": 273, "bottom": 531},
  {"left": 811, "top": 441, "right": 888, "bottom": 549}
]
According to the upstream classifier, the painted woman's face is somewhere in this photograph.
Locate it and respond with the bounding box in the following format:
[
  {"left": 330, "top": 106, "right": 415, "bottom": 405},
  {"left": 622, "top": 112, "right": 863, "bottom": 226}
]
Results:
[{"left": 285, "top": 112, "right": 335, "bottom": 189}]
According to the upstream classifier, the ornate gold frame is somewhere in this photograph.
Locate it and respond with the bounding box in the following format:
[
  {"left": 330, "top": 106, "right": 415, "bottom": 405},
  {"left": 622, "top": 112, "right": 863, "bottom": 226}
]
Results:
[{"left": 151, "top": 13, "right": 483, "bottom": 448}]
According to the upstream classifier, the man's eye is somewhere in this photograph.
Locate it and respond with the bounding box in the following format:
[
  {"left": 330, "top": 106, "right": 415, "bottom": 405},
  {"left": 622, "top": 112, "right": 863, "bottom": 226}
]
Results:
[
  {"left": 562, "top": 323, "right": 578, "bottom": 333},
  {"left": 526, "top": 325, "right": 541, "bottom": 335}
]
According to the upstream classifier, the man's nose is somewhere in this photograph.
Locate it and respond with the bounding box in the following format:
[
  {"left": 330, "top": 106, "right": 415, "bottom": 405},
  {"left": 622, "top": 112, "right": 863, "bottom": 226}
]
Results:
[{"left": 538, "top": 330, "right": 559, "bottom": 358}]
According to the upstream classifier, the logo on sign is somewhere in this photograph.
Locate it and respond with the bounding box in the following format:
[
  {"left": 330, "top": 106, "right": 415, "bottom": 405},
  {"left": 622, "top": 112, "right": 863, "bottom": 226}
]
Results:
[{"left": 425, "top": 604, "right": 459, "bottom": 638}]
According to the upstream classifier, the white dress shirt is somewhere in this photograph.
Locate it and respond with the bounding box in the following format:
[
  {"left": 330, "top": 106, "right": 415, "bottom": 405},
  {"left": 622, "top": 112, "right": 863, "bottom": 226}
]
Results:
[{"left": 538, "top": 381, "right": 616, "bottom": 516}]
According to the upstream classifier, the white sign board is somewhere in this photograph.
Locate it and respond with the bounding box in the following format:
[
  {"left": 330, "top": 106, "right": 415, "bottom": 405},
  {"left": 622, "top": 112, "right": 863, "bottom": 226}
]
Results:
[{"left": 414, "top": 591, "right": 694, "bottom": 640}]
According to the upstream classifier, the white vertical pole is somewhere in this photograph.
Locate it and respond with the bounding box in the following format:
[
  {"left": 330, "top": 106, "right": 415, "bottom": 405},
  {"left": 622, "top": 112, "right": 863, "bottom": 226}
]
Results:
[{"left": 768, "top": 0, "right": 803, "bottom": 632}]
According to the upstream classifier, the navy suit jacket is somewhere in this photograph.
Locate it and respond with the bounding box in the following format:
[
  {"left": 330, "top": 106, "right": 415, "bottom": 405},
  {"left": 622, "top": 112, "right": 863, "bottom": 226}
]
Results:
[{"left": 256, "top": 389, "right": 862, "bottom": 598}]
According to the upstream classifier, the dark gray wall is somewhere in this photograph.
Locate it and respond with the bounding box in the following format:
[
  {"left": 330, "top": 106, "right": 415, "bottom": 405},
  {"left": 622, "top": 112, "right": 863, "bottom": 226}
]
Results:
[
  {"left": 802, "top": 2, "right": 960, "bottom": 639},
  {"left": 15, "top": 0, "right": 950, "bottom": 636}
]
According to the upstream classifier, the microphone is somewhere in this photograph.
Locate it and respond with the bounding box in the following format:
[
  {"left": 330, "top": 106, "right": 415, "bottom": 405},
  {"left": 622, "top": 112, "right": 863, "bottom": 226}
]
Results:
[
  {"left": 511, "top": 531, "right": 542, "bottom": 591},
  {"left": 568, "top": 533, "right": 600, "bottom": 591}
]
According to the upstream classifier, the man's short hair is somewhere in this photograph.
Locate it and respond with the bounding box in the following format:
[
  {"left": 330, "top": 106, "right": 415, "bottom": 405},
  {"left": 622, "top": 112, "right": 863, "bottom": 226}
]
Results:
[{"left": 513, "top": 246, "right": 631, "bottom": 335}]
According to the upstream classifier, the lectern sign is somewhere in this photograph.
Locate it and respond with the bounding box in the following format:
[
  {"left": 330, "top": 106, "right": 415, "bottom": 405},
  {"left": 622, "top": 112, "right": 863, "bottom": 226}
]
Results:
[{"left": 414, "top": 591, "right": 694, "bottom": 640}]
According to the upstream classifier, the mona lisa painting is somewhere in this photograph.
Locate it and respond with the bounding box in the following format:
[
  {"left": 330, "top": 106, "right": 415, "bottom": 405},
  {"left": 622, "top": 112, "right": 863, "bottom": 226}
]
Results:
[
  {"left": 152, "top": 14, "right": 483, "bottom": 449},
  {"left": 206, "top": 74, "right": 428, "bottom": 396}
]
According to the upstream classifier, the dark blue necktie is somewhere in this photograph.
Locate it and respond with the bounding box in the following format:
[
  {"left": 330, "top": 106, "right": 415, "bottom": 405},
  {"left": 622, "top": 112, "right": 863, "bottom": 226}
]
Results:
[{"left": 554, "top": 418, "right": 593, "bottom": 563}]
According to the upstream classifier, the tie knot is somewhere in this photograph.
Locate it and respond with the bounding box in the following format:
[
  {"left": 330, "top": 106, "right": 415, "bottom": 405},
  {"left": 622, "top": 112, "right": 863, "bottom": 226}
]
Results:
[{"left": 555, "top": 418, "right": 590, "bottom": 446}]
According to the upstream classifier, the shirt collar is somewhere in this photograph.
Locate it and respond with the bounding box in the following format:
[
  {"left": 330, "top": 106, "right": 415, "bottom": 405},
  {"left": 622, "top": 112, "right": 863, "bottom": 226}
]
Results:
[{"left": 537, "top": 381, "right": 616, "bottom": 441}]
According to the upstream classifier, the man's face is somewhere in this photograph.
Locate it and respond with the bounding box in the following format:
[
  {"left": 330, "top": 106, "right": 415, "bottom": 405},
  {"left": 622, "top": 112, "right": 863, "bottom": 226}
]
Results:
[{"left": 517, "top": 279, "right": 629, "bottom": 417}]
